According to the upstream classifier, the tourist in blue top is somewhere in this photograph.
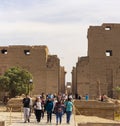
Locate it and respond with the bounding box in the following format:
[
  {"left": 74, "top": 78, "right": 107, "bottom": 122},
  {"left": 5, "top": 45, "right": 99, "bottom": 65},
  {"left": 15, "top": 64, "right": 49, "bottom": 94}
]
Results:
[
  {"left": 64, "top": 98, "right": 73, "bottom": 124},
  {"left": 45, "top": 98, "right": 53, "bottom": 123},
  {"left": 85, "top": 94, "right": 89, "bottom": 101}
]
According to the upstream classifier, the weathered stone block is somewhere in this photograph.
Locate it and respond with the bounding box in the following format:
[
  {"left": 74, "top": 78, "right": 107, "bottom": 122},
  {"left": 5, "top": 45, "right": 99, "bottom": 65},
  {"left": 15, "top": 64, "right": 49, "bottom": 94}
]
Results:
[
  {"left": 74, "top": 100, "right": 119, "bottom": 120},
  {"left": 0, "top": 121, "right": 5, "bottom": 126}
]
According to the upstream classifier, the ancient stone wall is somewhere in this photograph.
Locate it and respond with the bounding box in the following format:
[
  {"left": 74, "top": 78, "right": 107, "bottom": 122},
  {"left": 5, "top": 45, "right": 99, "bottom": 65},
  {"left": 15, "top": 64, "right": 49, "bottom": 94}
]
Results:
[
  {"left": 59, "top": 67, "right": 66, "bottom": 93},
  {"left": 71, "top": 67, "right": 77, "bottom": 95},
  {"left": 73, "top": 23, "right": 120, "bottom": 99},
  {"left": 0, "top": 45, "right": 65, "bottom": 97},
  {"left": 0, "top": 121, "right": 5, "bottom": 126},
  {"left": 74, "top": 100, "right": 118, "bottom": 120},
  {"left": 76, "top": 57, "right": 89, "bottom": 97}
]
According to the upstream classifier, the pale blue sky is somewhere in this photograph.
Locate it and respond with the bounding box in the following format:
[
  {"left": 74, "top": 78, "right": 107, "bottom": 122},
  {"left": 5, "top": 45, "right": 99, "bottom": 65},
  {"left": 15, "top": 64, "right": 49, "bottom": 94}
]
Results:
[{"left": 0, "top": 0, "right": 120, "bottom": 82}]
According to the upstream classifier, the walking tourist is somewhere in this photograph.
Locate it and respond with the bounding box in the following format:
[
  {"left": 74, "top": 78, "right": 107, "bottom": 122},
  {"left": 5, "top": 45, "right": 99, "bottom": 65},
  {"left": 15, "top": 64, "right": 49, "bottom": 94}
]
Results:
[
  {"left": 54, "top": 100, "right": 64, "bottom": 125},
  {"left": 33, "top": 97, "right": 42, "bottom": 123},
  {"left": 22, "top": 94, "right": 31, "bottom": 123},
  {"left": 45, "top": 97, "right": 54, "bottom": 123},
  {"left": 85, "top": 94, "right": 89, "bottom": 101},
  {"left": 65, "top": 98, "right": 73, "bottom": 124},
  {"left": 41, "top": 97, "right": 45, "bottom": 118}
]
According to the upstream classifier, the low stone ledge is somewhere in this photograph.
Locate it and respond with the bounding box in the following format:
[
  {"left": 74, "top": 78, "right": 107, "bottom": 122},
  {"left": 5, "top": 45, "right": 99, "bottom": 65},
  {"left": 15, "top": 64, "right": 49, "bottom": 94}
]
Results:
[
  {"left": 0, "top": 121, "right": 5, "bottom": 126},
  {"left": 6, "top": 98, "right": 23, "bottom": 112},
  {"left": 74, "top": 100, "right": 120, "bottom": 120}
]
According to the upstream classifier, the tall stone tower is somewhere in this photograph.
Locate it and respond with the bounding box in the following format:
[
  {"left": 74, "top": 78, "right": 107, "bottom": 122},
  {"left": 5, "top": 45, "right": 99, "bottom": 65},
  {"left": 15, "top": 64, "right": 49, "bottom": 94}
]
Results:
[
  {"left": 72, "top": 23, "right": 120, "bottom": 99},
  {"left": 0, "top": 45, "right": 66, "bottom": 95}
]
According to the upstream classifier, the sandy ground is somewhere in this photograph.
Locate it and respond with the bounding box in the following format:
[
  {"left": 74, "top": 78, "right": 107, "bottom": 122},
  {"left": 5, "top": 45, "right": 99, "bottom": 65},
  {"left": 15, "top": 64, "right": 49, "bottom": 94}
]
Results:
[
  {"left": 0, "top": 105, "right": 120, "bottom": 126},
  {"left": 0, "top": 111, "right": 75, "bottom": 126},
  {"left": 75, "top": 115, "right": 120, "bottom": 124},
  {"left": 0, "top": 111, "right": 120, "bottom": 126}
]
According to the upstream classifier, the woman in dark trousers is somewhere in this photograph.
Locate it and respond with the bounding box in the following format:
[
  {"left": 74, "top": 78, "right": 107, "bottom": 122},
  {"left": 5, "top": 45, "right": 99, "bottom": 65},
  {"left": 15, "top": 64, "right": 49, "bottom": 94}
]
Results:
[
  {"left": 33, "top": 97, "right": 42, "bottom": 123},
  {"left": 45, "top": 98, "right": 53, "bottom": 123},
  {"left": 41, "top": 97, "right": 46, "bottom": 118}
]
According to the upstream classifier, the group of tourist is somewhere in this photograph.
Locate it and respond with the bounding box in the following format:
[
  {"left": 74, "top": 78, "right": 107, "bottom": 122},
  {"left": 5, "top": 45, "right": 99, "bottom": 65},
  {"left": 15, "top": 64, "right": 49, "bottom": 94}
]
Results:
[{"left": 22, "top": 92, "right": 73, "bottom": 125}]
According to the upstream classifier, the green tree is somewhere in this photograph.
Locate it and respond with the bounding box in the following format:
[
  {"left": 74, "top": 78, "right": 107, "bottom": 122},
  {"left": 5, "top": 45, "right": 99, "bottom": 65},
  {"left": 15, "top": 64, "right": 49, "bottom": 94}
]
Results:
[
  {"left": 0, "top": 67, "right": 33, "bottom": 98},
  {"left": 114, "top": 86, "right": 120, "bottom": 99}
]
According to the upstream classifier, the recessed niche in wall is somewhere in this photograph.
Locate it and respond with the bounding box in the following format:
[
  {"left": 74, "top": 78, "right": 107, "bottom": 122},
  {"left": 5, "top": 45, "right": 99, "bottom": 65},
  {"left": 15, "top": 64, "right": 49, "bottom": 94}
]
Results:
[
  {"left": 1, "top": 49, "right": 8, "bottom": 54},
  {"left": 24, "top": 50, "right": 30, "bottom": 55},
  {"left": 105, "top": 50, "right": 112, "bottom": 56}
]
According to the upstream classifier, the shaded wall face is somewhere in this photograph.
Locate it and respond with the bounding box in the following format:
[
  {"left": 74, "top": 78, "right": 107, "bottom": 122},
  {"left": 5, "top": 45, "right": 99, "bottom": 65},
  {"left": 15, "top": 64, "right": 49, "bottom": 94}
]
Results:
[
  {"left": 59, "top": 67, "right": 66, "bottom": 94},
  {"left": 72, "top": 67, "right": 77, "bottom": 95},
  {"left": 76, "top": 58, "right": 90, "bottom": 97},
  {"left": 46, "top": 55, "right": 60, "bottom": 94}
]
